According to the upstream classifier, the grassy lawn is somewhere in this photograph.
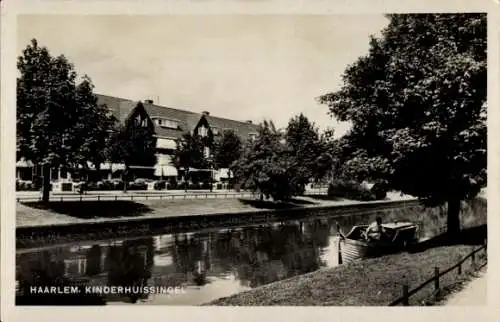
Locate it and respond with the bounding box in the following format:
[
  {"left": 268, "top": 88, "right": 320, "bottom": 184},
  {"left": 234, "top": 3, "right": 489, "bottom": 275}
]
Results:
[
  {"left": 207, "top": 229, "right": 487, "bottom": 306},
  {"left": 16, "top": 197, "right": 331, "bottom": 227}
]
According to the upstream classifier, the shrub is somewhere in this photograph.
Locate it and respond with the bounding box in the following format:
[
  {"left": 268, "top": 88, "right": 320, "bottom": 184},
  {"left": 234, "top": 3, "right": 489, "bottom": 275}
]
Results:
[
  {"left": 370, "top": 181, "right": 388, "bottom": 200},
  {"left": 327, "top": 180, "right": 377, "bottom": 201},
  {"left": 87, "top": 182, "right": 97, "bottom": 191},
  {"left": 111, "top": 179, "right": 124, "bottom": 190}
]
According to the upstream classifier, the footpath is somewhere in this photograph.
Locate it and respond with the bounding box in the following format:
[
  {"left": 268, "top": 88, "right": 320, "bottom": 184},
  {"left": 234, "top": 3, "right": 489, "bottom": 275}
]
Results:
[{"left": 444, "top": 269, "right": 487, "bottom": 306}]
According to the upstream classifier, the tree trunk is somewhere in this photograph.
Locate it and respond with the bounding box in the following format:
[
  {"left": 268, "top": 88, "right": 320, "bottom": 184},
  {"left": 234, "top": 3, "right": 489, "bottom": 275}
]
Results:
[
  {"left": 122, "top": 167, "right": 128, "bottom": 193},
  {"left": 41, "top": 164, "right": 51, "bottom": 203},
  {"left": 447, "top": 198, "right": 461, "bottom": 240}
]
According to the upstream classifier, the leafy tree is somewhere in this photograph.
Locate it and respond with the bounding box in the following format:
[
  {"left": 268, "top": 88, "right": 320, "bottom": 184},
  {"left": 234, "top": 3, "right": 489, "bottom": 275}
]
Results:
[
  {"left": 72, "top": 77, "right": 117, "bottom": 175},
  {"left": 232, "top": 120, "right": 302, "bottom": 201},
  {"left": 318, "top": 14, "right": 486, "bottom": 238},
  {"left": 285, "top": 114, "right": 335, "bottom": 187},
  {"left": 171, "top": 132, "right": 207, "bottom": 191},
  {"left": 106, "top": 103, "right": 157, "bottom": 192},
  {"left": 213, "top": 129, "right": 242, "bottom": 187},
  {"left": 213, "top": 129, "right": 242, "bottom": 169},
  {"left": 17, "top": 39, "right": 114, "bottom": 202}
]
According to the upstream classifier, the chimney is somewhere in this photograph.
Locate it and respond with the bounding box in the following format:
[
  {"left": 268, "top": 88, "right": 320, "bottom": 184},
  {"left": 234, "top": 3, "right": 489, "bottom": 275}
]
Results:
[
  {"left": 202, "top": 111, "right": 210, "bottom": 116},
  {"left": 246, "top": 120, "right": 253, "bottom": 124},
  {"left": 144, "top": 99, "right": 153, "bottom": 104}
]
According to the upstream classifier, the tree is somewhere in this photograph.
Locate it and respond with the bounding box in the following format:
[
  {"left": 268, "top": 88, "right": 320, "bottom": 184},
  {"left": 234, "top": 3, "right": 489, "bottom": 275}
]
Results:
[
  {"left": 285, "top": 114, "right": 334, "bottom": 188},
  {"left": 17, "top": 39, "right": 114, "bottom": 202},
  {"left": 106, "top": 103, "right": 157, "bottom": 192},
  {"left": 213, "top": 129, "right": 242, "bottom": 187},
  {"left": 232, "top": 120, "right": 302, "bottom": 201},
  {"left": 72, "top": 77, "right": 117, "bottom": 174},
  {"left": 171, "top": 132, "right": 207, "bottom": 191},
  {"left": 318, "top": 14, "right": 486, "bottom": 238},
  {"left": 213, "top": 129, "right": 242, "bottom": 169}
]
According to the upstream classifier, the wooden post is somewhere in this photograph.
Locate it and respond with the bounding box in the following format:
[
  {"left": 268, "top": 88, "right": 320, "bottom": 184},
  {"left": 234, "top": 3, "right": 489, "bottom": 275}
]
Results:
[
  {"left": 471, "top": 249, "right": 476, "bottom": 268},
  {"left": 434, "top": 267, "right": 440, "bottom": 291},
  {"left": 458, "top": 259, "right": 462, "bottom": 275},
  {"left": 97, "top": 195, "right": 100, "bottom": 201},
  {"left": 402, "top": 283, "right": 409, "bottom": 306},
  {"left": 338, "top": 238, "right": 343, "bottom": 265}
]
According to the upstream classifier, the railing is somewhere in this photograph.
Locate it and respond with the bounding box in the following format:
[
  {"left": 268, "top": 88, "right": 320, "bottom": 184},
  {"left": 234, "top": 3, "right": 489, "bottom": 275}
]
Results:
[
  {"left": 389, "top": 240, "right": 487, "bottom": 306},
  {"left": 16, "top": 191, "right": 257, "bottom": 203}
]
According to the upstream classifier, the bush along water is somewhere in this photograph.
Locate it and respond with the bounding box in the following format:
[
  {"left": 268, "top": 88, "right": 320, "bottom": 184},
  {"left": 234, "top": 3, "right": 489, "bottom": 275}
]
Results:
[{"left": 327, "top": 180, "right": 388, "bottom": 201}]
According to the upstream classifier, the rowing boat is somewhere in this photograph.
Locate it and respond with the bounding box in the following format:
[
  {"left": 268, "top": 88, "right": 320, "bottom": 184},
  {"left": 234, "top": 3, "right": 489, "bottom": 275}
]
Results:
[{"left": 338, "top": 221, "right": 419, "bottom": 263}]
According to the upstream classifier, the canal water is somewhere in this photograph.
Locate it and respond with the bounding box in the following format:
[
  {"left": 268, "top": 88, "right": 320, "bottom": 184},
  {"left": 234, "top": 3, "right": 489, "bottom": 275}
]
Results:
[{"left": 16, "top": 199, "right": 486, "bottom": 305}]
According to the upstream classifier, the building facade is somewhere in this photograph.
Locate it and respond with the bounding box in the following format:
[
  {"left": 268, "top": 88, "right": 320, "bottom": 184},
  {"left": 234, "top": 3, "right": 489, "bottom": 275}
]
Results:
[{"left": 16, "top": 94, "right": 260, "bottom": 185}]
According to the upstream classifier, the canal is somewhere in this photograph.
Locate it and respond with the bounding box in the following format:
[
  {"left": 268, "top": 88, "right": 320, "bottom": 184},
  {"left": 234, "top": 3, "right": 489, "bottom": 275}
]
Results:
[{"left": 16, "top": 199, "right": 486, "bottom": 305}]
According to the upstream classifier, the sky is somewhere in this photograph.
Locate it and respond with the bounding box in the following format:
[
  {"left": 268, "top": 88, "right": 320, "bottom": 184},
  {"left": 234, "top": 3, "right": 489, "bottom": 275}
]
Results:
[{"left": 17, "top": 14, "right": 389, "bottom": 137}]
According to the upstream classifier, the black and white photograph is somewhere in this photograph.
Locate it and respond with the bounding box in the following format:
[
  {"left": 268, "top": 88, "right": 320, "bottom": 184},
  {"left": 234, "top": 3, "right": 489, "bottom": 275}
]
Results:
[{"left": 1, "top": 1, "right": 496, "bottom": 319}]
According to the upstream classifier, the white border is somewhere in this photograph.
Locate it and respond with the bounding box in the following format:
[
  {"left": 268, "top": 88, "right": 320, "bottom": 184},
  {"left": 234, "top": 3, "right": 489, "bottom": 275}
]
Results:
[{"left": 2, "top": 1, "right": 499, "bottom": 321}]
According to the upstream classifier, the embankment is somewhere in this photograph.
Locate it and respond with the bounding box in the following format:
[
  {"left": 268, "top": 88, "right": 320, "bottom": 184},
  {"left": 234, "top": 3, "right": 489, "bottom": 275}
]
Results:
[{"left": 17, "top": 199, "right": 419, "bottom": 249}]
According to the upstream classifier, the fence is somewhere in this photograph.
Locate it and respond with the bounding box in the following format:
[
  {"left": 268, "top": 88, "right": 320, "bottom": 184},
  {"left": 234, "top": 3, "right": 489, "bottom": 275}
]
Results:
[
  {"left": 16, "top": 191, "right": 257, "bottom": 203},
  {"left": 389, "top": 241, "right": 487, "bottom": 306}
]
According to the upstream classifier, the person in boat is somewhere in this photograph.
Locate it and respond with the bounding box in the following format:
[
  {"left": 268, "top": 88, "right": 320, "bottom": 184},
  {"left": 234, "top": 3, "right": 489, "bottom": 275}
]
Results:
[{"left": 364, "top": 217, "right": 387, "bottom": 242}]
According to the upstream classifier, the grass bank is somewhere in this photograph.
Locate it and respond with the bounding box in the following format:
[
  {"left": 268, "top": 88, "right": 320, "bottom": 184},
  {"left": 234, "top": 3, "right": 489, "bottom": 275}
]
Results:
[
  {"left": 17, "top": 197, "right": 320, "bottom": 227},
  {"left": 207, "top": 230, "right": 487, "bottom": 306},
  {"left": 17, "top": 194, "right": 415, "bottom": 228}
]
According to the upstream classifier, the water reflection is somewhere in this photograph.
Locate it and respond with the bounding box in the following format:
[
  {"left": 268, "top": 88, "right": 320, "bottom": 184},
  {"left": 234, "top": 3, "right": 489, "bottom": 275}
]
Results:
[{"left": 16, "top": 200, "right": 486, "bottom": 305}]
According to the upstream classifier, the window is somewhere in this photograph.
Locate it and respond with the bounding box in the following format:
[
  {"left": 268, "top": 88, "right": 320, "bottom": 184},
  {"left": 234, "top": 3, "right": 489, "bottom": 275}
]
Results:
[
  {"left": 248, "top": 133, "right": 258, "bottom": 142},
  {"left": 155, "top": 118, "right": 178, "bottom": 129},
  {"left": 211, "top": 127, "right": 219, "bottom": 135},
  {"left": 141, "top": 119, "right": 148, "bottom": 127},
  {"left": 203, "top": 146, "right": 210, "bottom": 158},
  {"left": 198, "top": 126, "right": 208, "bottom": 137},
  {"left": 163, "top": 119, "right": 178, "bottom": 129}
]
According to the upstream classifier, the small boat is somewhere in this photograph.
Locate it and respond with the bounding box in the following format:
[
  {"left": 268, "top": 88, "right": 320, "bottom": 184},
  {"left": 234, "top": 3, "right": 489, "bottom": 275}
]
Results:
[{"left": 337, "top": 221, "right": 419, "bottom": 263}]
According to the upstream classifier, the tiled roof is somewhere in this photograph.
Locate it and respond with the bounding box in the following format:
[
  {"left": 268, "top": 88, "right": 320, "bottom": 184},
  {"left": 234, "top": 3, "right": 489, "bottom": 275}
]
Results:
[
  {"left": 95, "top": 94, "right": 136, "bottom": 124},
  {"left": 205, "top": 115, "right": 259, "bottom": 141},
  {"left": 95, "top": 94, "right": 260, "bottom": 141}
]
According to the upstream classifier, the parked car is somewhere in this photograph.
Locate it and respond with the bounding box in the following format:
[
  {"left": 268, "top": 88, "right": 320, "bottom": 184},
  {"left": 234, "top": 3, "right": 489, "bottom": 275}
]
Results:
[
  {"left": 153, "top": 180, "right": 167, "bottom": 190},
  {"left": 128, "top": 178, "right": 148, "bottom": 190}
]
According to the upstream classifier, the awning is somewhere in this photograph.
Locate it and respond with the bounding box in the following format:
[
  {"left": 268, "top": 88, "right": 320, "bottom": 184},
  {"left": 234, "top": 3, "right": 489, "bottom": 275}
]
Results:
[
  {"left": 156, "top": 138, "right": 177, "bottom": 150},
  {"left": 154, "top": 165, "right": 178, "bottom": 177},
  {"left": 16, "top": 159, "right": 34, "bottom": 168},
  {"left": 213, "top": 168, "right": 232, "bottom": 181}
]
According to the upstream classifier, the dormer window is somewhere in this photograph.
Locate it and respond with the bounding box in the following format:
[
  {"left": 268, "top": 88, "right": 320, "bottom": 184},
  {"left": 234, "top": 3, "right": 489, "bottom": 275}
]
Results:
[
  {"left": 154, "top": 118, "right": 178, "bottom": 129},
  {"left": 211, "top": 127, "right": 220, "bottom": 135}
]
